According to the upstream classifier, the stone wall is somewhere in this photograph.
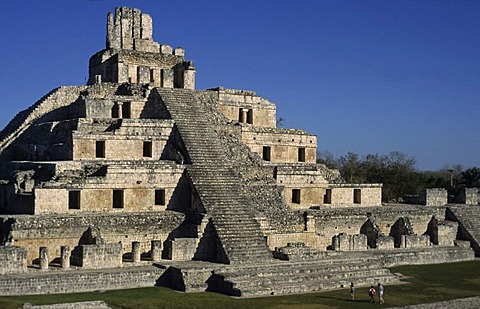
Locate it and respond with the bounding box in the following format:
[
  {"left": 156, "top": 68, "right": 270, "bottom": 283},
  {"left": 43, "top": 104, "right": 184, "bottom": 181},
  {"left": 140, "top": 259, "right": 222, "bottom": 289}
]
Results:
[
  {"left": 376, "top": 236, "right": 395, "bottom": 250},
  {"left": 450, "top": 187, "right": 480, "bottom": 205},
  {"left": 0, "top": 246, "right": 27, "bottom": 274},
  {"left": 328, "top": 184, "right": 382, "bottom": 207},
  {"left": 72, "top": 119, "right": 174, "bottom": 161},
  {"left": 1, "top": 212, "right": 184, "bottom": 264},
  {"left": 419, "top": 188, "right": 447, "bottom": 206},
  {"left": 33, "top": 162, "right": 184, "bottom": 214},
  {"left": 266, "top": 206, "right": 445, "bottom": 251},
  {"left": 212, "top": 88, "right": 277, "bottom": 128},
  {"left": 331, "top": 233, "right": 367, "bottom": 251},
  {"left": 71, "top": 243, "right": 122, "bottom": 269},
  {"left": 241, "top": 127, "right": 317, "bottom": 164},
  {"left": 0, "top": 266, "right": 164, "bottom": 296},
  {"left": 400, "top": 234, "right": 431, "bottom": 249},
  {"left": 164, "top": 238, "right": 198, "bottom": 260}
]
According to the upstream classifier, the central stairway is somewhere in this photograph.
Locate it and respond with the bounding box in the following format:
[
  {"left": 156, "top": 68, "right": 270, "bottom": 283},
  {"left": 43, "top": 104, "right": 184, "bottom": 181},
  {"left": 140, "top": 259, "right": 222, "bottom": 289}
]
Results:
[{"left": 157, "top": 88, "right": 273, "bottom": 264}]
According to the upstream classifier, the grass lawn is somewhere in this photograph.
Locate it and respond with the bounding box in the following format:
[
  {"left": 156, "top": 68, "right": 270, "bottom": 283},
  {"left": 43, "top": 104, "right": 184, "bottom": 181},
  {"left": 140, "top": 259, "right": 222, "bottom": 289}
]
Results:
[{"left": 1, "top": 260, "right": 479, "bottom": 308}]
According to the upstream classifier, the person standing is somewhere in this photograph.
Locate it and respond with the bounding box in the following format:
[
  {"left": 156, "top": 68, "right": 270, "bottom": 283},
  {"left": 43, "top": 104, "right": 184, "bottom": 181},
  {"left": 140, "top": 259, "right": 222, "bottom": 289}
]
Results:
[
  {"left": 378, "top": 283, "right": 384, "bottom": 304},
  {"left": 349, "top": 282, "right": 355, "bottom": 300},
  {"left": 369, "top": 285, "right": 376, "bottom": 303}
]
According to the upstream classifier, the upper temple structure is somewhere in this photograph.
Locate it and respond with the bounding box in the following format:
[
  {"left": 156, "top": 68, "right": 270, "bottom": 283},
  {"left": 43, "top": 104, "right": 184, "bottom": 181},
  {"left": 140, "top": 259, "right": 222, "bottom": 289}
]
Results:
[{"left": 0, "top": 7, "right": 478, "bottom": 297}]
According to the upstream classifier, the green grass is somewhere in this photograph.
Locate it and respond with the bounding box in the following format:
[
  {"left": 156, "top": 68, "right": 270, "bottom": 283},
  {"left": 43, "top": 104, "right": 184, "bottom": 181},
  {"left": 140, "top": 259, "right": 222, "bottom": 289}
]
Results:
[{"left": 1, "top": 260, "right": 480, "bottom": 309}]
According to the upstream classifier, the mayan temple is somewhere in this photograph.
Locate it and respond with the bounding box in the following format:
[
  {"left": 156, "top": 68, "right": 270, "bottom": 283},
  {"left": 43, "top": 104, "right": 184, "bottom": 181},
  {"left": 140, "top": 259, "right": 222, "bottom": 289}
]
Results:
[{"left": 0, "top": 7, "right": 478, "bottom": 297}]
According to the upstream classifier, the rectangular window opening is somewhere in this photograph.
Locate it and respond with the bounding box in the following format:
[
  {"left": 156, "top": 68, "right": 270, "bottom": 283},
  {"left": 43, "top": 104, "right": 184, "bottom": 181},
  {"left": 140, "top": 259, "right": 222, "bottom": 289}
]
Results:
[
  {"left": 238, "top": 109, "right": 245, "bottom": 123},
  {"left": 113, "top": 190, "right": 124, "bottom": 209},
  {"left": 111, "top": 102, "right": 119, "bottom": 118},
  {"left": 143, "top": 141, "right": 153, "bottom": 157},
  {"left": 122, "top": 102, "right": 131, "bottom": 119},
  {"left": 68, "top": 191, "right": 81, "bottom": 210},
  {"left": 155, "top": 189, "right": 166, "bottom": 206},
  {"left": 298, "top": 147, "right": 306, "bottom": 162},
  {"left": 246, "top": 109, "right": 253, "bottom": 124},
  {"left": 324, "top": 189, "right": 332, "bottom": 204},
  {"left": 292, "top": 189, "right": 301, "bottom": 204},
  {"left": 262, "top": 146, "right": 271, "bottom": 161},
  {"left": 150, "top": 69, "right": 155, "bottom": 83},
  {"left": 95, "top": 141, "right": 105, "bottom": 158},
  {"left": 354, "top": 189, "right": 361, "bottom": 204}
]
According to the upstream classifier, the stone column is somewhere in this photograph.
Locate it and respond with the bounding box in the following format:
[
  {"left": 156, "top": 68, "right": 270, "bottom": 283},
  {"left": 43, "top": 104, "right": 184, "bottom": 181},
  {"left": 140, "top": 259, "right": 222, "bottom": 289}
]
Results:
[
  {"left": 39, "top": 247, "right": 48, "bottom": 270},
  {"left": 132, "top": 241, "right": 141, "bottom": 263},
  {"left": 305, "top": 214, "right": 315, "bottom": 232},
  {"left": 117, "top": 102, "right": 123, "bottom": 118},
  {"left": 151, "top": 240, "right": 162, "bottom": 261},
  {"left": 60, "top": 246, "right": 70, "bottom": 269},
  {"left": 240, "top": 109, "right": 248, "bottom": 123},
  {"left": 399, "top": 235, "right": 407, "bottom": 248},
  {"left": 161, "top": 69, "right": 174, "bottom": 88}
]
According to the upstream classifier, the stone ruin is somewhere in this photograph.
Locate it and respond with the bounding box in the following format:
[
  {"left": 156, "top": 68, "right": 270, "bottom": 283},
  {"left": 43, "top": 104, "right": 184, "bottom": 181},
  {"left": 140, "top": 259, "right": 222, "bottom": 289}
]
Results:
[{"left": 0, "top": 6, "right": 478, "bottom": 297}]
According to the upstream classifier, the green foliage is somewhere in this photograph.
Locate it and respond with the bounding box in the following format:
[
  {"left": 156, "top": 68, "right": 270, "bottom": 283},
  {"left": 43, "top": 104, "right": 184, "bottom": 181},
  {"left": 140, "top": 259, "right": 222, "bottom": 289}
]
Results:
[
  {"left": 317, "top": 150, "right": 480, "bottom": 202},
  {"left": 459, "top": 167, "right": 480, "bottom": 187},
  {"left": 1, "top": 261, "right": 479, "bottom": 308},
  {"left": 318, "top": 150, "right": 420, "bottom": 201}
]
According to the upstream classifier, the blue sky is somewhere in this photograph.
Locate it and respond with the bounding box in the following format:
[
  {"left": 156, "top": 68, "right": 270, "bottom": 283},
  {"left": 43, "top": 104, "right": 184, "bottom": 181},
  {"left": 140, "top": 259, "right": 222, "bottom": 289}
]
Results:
[{"left": 1, "top": 0, "right": 479, "bottom": 171}]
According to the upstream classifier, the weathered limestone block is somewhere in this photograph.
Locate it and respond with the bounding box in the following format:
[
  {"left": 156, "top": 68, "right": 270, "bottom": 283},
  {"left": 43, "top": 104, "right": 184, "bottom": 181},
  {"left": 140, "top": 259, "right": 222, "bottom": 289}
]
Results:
[
  {"left": 332, "top": 233, "right": 367, "bottom": 251},
  {"left": 174, "top": 47, "right": 185, "bottom": 57},
  {"left": 161, "top": 45, "right": 173, "bottom": 54},
  {"left": 419, "top": 188, "right": 447, "bottom": 206},
  {"left": 455, "top": 240, "right": 471, "bottom": 248},
  {"left": 351, "top": 234, "right": 367, "bottom": 251},
  {"left": 183, "top": 62, "right": 196, "bottom": 90},
  {"left": 401, "top": 235, "right": 430, "bottom": 249},
  {"left": 151, "top": 240, "right": 162, "bottom": 261},
  {"left": 132, "top": 241, "right": 141, "bottom": 262},
  {"left": 161, "top": 69, "right": 174, "bottom": 88},
  {"left": 305, "top": 214, "right": 315, "bottom": 232},
  {"left": 61, "top": 245, "right": 70, "bottom": 269},
  {"left": 71, "top": 243, "right": 122, "bottom": 269},
  {"left": 39, "top": 247, "right": 49, "bottom": 270},
  {"left": 332, "top": 233, "right": 350, "bottom": 251},
  {"left": 165, "top": 238, "right": 197, "bottom": 260},
  {"left": 437, "top": 222, "right": 458, "bottom": 246},
  {"left": 376, "top": 236, "right": 395, "bottom": 250},
  {"left": 461, "top": 188, "right": 479, "bottom": 205},
  {"left": 0, "top": 246, "right": 27, "bottom": 274},
  {"left": 273, "top": 242, "right": 325, "bottom": 260}
]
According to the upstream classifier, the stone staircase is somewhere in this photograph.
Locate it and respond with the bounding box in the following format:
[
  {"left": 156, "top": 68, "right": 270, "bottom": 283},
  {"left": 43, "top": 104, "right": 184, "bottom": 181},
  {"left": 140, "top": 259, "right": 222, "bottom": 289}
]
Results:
[
  {"left": 157, "top": 88, "right": 273, "bottom": 264},
  {"left": 447, "top": 205, "right": 480, "bottom": 256},
  {"left": 208, "top": 257, "right": 399, "bottom": 297}
]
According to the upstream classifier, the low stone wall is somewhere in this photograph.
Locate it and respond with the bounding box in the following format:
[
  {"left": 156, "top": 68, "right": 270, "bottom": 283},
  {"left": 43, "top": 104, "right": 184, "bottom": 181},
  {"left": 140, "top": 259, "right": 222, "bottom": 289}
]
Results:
[
  {"left": 23, "top": 301, "right": 111, "bottom": 309},
  {"left": 0, "top": 266, "right": 164, "bottom": 296},
  {"left": 380, "top": 246, "right": 474, "bottom": 267},
  {"left": 266, "top": 206, "right": 446, "bottom": 251},
  {"left": 400, "top": 234, "right": 430, "bottom": 249},
  {"left": 0, "top": 246, "right": 27, "bottom": 274},
  {"left": 164, "top": 238, "right": 198, "bottom": 260},
  {"left": 71, "top": 243, "right": 122, "bottom": 269},
  {"left": 332, "top": 233, "right": 367, "bottom": 251},
  {"left": 377, "top": 236, "right": 395, "bottom": 250},
  {"left": 0, "top": 211, "right": 184, "bottom": 264}
]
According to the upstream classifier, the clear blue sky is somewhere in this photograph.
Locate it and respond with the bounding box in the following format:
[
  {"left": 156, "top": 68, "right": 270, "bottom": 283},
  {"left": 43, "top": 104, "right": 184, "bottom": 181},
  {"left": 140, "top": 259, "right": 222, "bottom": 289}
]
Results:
[{"left": 1, "top": 0, "right": 479, "bottom": 171}]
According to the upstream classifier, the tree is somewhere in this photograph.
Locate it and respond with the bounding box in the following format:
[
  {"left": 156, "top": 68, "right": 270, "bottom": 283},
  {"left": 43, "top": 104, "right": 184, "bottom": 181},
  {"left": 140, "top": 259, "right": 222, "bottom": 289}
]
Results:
[{"left": 459, "top": 167, "right": 480, "bottom": 187}]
